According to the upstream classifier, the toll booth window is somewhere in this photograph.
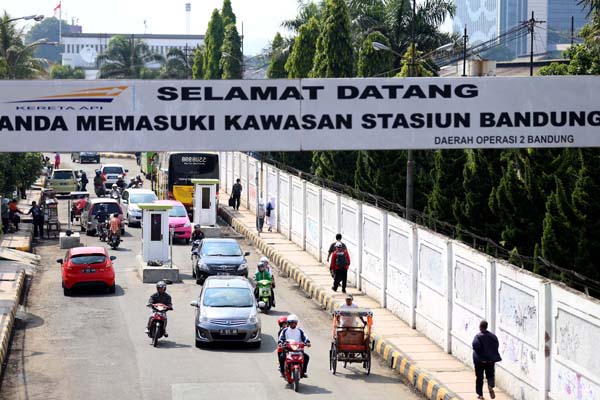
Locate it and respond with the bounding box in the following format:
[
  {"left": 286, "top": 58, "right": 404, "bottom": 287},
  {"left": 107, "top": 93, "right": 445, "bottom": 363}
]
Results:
[
  {"left": 151, "top": 214, "right": 162, "bottom": 241},
  {"left": 202, "top": 187, "right": 210, "bottom": 209}
]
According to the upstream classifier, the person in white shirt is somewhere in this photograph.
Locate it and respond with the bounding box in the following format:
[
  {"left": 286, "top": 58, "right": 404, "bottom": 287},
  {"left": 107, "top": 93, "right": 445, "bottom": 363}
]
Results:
[
  {"left": 278, "top": 314, "right": 311, "bottom": 377},
  {"left": 339, "top": 294, "right": 359, "bottom": 327}
]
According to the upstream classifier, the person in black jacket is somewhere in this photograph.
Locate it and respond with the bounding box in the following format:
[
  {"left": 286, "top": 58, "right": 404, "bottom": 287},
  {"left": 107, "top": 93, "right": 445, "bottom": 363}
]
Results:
[
  {"left": 472, "top": 320, "right": 501, "bottom": 399},
  {"left": 145, "top": 281, "right": 173, "bottom": 337},
  {"left": 231, "top": 179, "right": 242, "bottom": 210}
]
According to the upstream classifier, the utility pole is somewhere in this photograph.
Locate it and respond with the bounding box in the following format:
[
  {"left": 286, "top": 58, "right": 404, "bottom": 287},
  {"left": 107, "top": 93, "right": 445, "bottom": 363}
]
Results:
[
  {"left": 405, "top": 0, "right": 417, "bottom": 222},
  {"left": 462, "top": 25, "right": 468, "bottom": 77},
  {"left": 571, "top": 16, "right": 574, "bottom": 46},
  {"left": 527, "top": 11, "right": 545, "bottom": 77}
]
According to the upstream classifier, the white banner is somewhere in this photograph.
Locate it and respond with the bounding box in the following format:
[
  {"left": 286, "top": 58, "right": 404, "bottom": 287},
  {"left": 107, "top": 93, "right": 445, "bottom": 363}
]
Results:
[{"left": 0, "top": 77, "right": 598, "bottom": 151}]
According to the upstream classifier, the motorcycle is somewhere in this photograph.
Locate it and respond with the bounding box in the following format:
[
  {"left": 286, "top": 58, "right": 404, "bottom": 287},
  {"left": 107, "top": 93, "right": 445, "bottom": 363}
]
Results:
[
  {"left": 148, "top": 303, "right": 171, "bottom": 347},
  {"left": 108, "top": 232, "right": 122, "bottom": 250},
  {"left": 190, "top": 240, "right": 201, "bottom": 277},
  {"left": 256, "top": 279, "right": 273, "bottom": 313},
  {"left": 281, "top": 340, "right": 306, "bottom": 392},
  {"left": 94, "top": 184, "right": 106, "bottom": 197},
  {"left": 97, "top": 221, "right": 108, "bottom": 242}
]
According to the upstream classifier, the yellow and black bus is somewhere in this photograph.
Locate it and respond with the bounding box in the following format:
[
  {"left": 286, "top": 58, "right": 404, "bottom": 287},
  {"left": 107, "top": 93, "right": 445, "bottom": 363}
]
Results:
[{"left": 156, "top": 152, "right": 220, "bottom": 209}]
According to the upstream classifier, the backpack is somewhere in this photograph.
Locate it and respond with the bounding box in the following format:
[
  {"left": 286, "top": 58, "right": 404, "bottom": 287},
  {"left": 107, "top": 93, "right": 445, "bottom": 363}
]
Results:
[
  {"left": 335, "top": 251, "right": 347, "bottom": 268},
  {"left": 266, "top": 202, "right": 273, "bottom": 217}
]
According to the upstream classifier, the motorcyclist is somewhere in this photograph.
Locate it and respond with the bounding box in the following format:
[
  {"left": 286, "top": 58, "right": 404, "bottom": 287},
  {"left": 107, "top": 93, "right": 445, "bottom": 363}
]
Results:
[
  {"left": 191, "top": 224, "right": 205, "bottom": 242},
  {"left": 108, "top": 212, "right": 121, "bottom": 242},
  {"left": 135, "top": 174, "right": 143, "bottom": 186},
  {"left": 259, "top": 256, "right": 276, "bottom": 306},
  {"left": 95, "top": 205, "right": 109, "bottom": 239},
  {"left": 276, "top": 316, "right": 288, "bottom": 368},
  {"left": 127, "top": 177, "right": 137, "bottom": 189},
  {"left": 109, "top": 184, "right": 120, "bottom": 200},
  {"left": 254, "top": 261, "right": 275, "bottom": 307},
  {"left": 145, "top": 281, "right": 173, "bottom": 337},
  {"left": 93, "top": 170, "right": 105, "bottom": 196},
  {"left": 116, "top": 176, "right": 126, "bottom": 191},
  {"left": 278, "top": 314, "right": 311, "bottom": 377}
]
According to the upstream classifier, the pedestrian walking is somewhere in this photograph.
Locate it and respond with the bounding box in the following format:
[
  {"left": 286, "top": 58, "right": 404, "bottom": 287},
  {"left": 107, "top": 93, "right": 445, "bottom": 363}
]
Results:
[
  {"left": 472, "top": 320, "right": 501, "bottom": 399},
  {"left": 330, "top": 242, "right": 350, "bottom": 293},
  {"left": 8, "top": 199, "right": 23, "bottom": 231},
  {"left": 231, "top": 178, "right": 242, "bottom": 210},
  {"left": 79, "top": 170, "right": 89, "bottom": 191},
  {"left": 54, "top": 152, "right": 61, "bottom": 169},
  {"left": 266, "top": 196, "right": 276, "bottom": 232},
  {"left": 327, "top": 233, "right": 347, "bottom": 262},
  {"left": 27, "top": 201, "right": 44, "bottom": 239},
  {"left": 257, "top": 199, "right": 266, "bottom": 232}
]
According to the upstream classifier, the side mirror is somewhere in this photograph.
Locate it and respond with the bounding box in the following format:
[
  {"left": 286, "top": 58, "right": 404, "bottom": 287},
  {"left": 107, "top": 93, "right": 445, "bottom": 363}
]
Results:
[
  {"left": 110, "top": 256, "right": 116, "bottom": 261},
  {"left": 56, "top": 258, "right": 63, "bottom": 264},
  {"left": 244, "top": 252, "right": 250, "bottom": 256},
  {"left": 125, "top": 169, "right": 129, "bottom": 173},
  {"left": 190, "top": 300, "right": 199, "bottom": 307},
  {"left": 258, "top": 301, "right": 265, "bottom": 308},
  {"left": 122, "top": 199, "right": 128, "bottom": 204}
]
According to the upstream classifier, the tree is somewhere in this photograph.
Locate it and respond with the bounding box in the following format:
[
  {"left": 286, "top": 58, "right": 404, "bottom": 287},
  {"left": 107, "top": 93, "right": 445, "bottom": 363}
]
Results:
[
  {"left": 50, "top": 64, "right": 85, "bottom": 79},
  {"left": 537, "top": 62, "right": 569, "bottom": 75},
  {"left": 425, "top": 150, "right": 465, "bottom": 222},
  {"left": 281, "top": 1, "right": 324, "bottom": 33},
  {"left": 358, "top": 31, "right": 393, "bottom": 77},
  {"left": 267, "top": 32, "right": 287, "bottom": 78},
  {"left": 221, "top": 0, "right": 237, "bottom": 27},
  {"left": 25, "top": 17, "right": 73, "bottom": 62},
  {"left": 96, "top": 35, "right": 164, "bottom": 79},
  {"left": 159, "top": 47, "right": 192, "bottom": 79},
  {"left": 192, "top": 46, "right": 204, "bottom": 79},
  {"left": 286, "top": 17, "right": 320, "bottom": 78},
  {"left": 203, "top": 9, "right": 225, "bottom": 80},
  {"left": 310, "top": 0, "right": 354, "bottom": 78},
  {"left": 0, "top": 12, "right": 48, "bottom": 79},
  {"left": 220, "top": 24, "right": 242, "bottom": 79},
  {"left": 397, "top": 45, "right": 434, "bottom": 77}
]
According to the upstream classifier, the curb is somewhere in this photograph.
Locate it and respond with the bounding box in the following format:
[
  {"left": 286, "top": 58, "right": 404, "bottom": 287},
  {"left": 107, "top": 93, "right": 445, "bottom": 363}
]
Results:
[
  {"left": 0, "top": 270, "right": 25, "bottom": 371},
  {"left": 98, "top": 152, "right": 136, "bottom": 160},
  {"left": 222, "top": 207, "right": 462, "bottom": 400}
]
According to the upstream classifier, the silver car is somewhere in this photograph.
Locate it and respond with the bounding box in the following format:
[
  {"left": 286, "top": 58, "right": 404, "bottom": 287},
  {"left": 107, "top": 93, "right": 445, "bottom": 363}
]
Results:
[
  {"left": 121, "top": 188, "right": 158, "bottom": 226},
  {"left": 190, "top": 276, "right": 261, "bottom": 348}
]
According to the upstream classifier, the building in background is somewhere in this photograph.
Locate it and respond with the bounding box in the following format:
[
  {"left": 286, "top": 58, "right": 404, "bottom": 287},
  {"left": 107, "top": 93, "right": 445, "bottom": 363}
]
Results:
[
  {"left": 453, "top": 0, "right": 588, "bottom": 60},
  {"left": 61, "top": 33, "right": 203, "bottom": 79}
]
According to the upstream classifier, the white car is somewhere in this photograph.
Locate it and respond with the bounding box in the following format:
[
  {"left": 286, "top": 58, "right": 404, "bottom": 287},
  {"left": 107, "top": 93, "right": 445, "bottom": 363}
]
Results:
[
  {"left": 121, "top": 188, "right": 158, "bottom": 226},
  {"left": 100, "top": 164, "right": 128, "bottom": 189}
]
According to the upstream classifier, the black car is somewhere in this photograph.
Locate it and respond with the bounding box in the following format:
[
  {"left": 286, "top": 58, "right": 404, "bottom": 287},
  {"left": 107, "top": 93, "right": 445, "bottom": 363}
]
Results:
[
  {"left": 72, "top": 152, "right": 101, "bottom": 163},
  {"left": 193, "top": 239, "right": 250, "bottom": 285}
]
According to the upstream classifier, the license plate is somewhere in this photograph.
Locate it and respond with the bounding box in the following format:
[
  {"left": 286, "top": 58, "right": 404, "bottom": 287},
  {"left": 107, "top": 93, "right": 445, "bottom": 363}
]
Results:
[
  {"left": 219, "top": 329, "right": 238, "bottom": 335},
  {"left": 82, "top": 268, "right": 96, "bottom": 273},
  {"left": 259, "top": 288, "right": 271, "bottom": 296},
  {"left": 217, "top": 272, "right": 227, "bottom": 275}
]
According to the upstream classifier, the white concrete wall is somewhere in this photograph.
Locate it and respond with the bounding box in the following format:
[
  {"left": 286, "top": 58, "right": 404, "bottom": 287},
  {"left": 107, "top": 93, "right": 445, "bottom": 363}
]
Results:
[
  {"left": 221, "top": 152, "right": 600, "bottom": 400},
  {"left": 549, "top": 284, "right": 600, "bottom": 400},
  {"left": 240, "top": 154, "right": 248, "bottom": 209},
  {"left": 340, "top": 196, "right": 361, "bottom": 287},
  {"left": 495, "top": 261, "right": 547, "bottom": 400},
  {"left": 360, "top": 204, "right": 386, "bottom": 305},
  {"left": 450, "top": 242, "right": 494, "bottom": 366},
  {"left": 415, "top": 228, "right": 452, "bottom": 351},
  {"left": 385, "top": 214, "right": 416, "bottom": 327},
  {"left": 290, "top": 176, "right": 305, "bottom": 248},
  {"left": 305, "top": 183, "right": 321, "bottom": 260},
  {"left": 248, "top": 157, "right": 258, "bottom": 216},
  {"left": 219, "top": 152, "right": 228, "bottom": 193}
]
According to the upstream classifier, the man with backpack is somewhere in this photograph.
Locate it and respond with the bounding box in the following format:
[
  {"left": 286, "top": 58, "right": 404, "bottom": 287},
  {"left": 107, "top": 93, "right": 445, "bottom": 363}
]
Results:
[
  {"left": 231, "top": 179, "right": 242, "bottom": 210},
  {"left": 330, "top": 242, "right": 350, "bottom": 293},
  {"left": 327, "top": 233, "right": 347, "bottom": 262}
]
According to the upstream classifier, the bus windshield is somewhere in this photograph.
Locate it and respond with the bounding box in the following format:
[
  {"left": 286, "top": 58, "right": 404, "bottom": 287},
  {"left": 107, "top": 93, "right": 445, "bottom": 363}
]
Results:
[{"left": 168, "top": 153, "right": 219, "bottom": 187}]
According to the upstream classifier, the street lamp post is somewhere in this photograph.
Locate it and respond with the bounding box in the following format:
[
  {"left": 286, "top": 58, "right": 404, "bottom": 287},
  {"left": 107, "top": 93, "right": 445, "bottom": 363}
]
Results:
[{"left": 1, "top": 14, "right": 44, "bottom": 25}]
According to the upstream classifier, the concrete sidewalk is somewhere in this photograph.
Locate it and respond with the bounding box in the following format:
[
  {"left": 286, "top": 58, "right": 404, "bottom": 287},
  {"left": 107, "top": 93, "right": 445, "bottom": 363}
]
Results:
[{"left": 219, "top": 195, "right": 512, "bottom": 400}]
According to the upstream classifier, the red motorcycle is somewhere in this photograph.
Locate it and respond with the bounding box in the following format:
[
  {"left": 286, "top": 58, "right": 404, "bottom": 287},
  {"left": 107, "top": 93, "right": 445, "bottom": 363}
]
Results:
[
  {"left": 281, "top": 340, "right": 307, "bottom": 392},
  {"left": 148, "top": 303, "right": 171, "bottom": 347}
]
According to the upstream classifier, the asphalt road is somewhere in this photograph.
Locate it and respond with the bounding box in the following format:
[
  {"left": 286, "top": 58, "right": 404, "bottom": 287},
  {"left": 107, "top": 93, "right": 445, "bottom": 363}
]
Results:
[{"left": 1, "top": 154, "right": 422, "bottom": 400}]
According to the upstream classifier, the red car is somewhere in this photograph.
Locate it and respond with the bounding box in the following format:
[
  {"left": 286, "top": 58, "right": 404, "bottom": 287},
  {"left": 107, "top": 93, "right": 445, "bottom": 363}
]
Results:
[{"left": 58, "top": 246, "right": 116, "bottom": 296}]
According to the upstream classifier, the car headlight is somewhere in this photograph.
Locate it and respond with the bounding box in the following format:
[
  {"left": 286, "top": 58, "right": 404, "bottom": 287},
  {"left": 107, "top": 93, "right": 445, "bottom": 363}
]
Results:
[
  {"left": 199, "top": 313, "right": 208, "bottom": 323},
  {"left": 238, "top": 263, "right": 248, "bottom": 271},
  {"left": 184, "top": 222, "right": 191, "bottom": 228},
  {"left": 198, "top": 262, "right": 209, "bottom": 271},
  {"left": 247, "top": 312, "right": 258, "bottom": 324}
]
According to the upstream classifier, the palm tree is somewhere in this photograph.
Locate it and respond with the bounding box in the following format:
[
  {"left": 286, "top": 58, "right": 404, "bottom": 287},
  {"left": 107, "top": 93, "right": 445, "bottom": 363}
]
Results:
[
  {"left": 159, "top": 47, "right": 193, "bottom": 79},
  {"left": 97, "top": 35, "right": 164, "bottom": 79},
  {"left": 0, "top": 12, "right": 48, "bottom": 79},
  {"left": 281, "top": 0, "right": 325, "bottom": 33}
]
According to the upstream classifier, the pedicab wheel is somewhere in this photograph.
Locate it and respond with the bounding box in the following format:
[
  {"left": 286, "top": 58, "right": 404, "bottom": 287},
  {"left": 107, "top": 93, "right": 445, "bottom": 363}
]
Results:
[
  {"left": 364, "top": 348, "right": 371, "bottom": 375},
  {"left": 330, "top": 344, "right": 338, "bottom": 375},
  {"left": 292, "top": 368, "right": 300, "bottom": 392}
]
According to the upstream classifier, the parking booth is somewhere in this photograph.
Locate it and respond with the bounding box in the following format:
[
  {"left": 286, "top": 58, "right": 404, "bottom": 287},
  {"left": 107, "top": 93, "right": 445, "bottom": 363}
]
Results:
[
  {"left": 138, "top": 203, "right": 172, "bottom": 263},
  {"left": 191, "top": 178, "right": 218, "bottom": 227}
]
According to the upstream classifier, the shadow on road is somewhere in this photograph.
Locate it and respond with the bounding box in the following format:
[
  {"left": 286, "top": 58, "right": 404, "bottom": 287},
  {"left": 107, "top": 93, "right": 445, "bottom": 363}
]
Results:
[{"left": 199, "top": 333, "right": 278, "bottom": 354}]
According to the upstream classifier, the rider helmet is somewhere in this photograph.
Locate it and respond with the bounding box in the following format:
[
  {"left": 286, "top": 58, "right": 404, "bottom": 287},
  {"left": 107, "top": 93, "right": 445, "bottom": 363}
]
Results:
[
  {"left": 194, "top": 224, "right": 201, "bottom": 230},
  {"left": 156, "top": 280, "right": 167, "bottom": 290},
  {"left": 112, "top": 183, "right": 118, "bottom": 188},
  {"left": 277, "top": 316, "right": 288, "bottom": 327},
  {"left": 259, "top": 256, "right": 269, "bottom": 264},
  {"left": 287, "top": 314, "right": 298, "bottom": 324},
  {"left": 113, "top": 213, "right": 119, "bottom": 218}
]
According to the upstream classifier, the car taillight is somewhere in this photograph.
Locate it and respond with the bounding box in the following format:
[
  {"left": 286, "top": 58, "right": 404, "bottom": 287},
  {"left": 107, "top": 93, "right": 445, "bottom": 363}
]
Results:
[{"left": 168, "top": 191, "right": 174, "bottom": 199}]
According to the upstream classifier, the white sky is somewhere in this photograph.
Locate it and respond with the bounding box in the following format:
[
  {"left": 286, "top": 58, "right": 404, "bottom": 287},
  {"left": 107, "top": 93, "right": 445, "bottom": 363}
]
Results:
[{"left": 2, "top": 0, "right": 301, "bottom": 54}]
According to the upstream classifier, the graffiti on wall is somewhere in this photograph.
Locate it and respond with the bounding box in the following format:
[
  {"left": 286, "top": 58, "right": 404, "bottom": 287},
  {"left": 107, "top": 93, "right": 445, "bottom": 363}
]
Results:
[
  {"left": 554, "top": 363, "right": 598, "bottom": 400},
  {"left": 387, "top": 266, "right": 411, "bottom": 304},
  {"left": 453, "top": 305, "right": 482, "bottom": 342},
  {"left": 454, "top": 260, "right": 485, "bottom": 312},
  {"left": 498, "top": 281, "right": 537, "bottom": 341},
  {"left": 499, "top": 331, "right": 537, "bottom": 379},
  {"left": 556, "top": 309, "right": 600, "bottom": 375}
]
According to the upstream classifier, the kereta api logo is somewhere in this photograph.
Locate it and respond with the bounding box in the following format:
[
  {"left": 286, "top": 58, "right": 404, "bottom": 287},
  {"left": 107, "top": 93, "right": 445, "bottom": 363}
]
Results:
[{"left": 7, "top": 86, "right": 128, "bottom": 103}]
